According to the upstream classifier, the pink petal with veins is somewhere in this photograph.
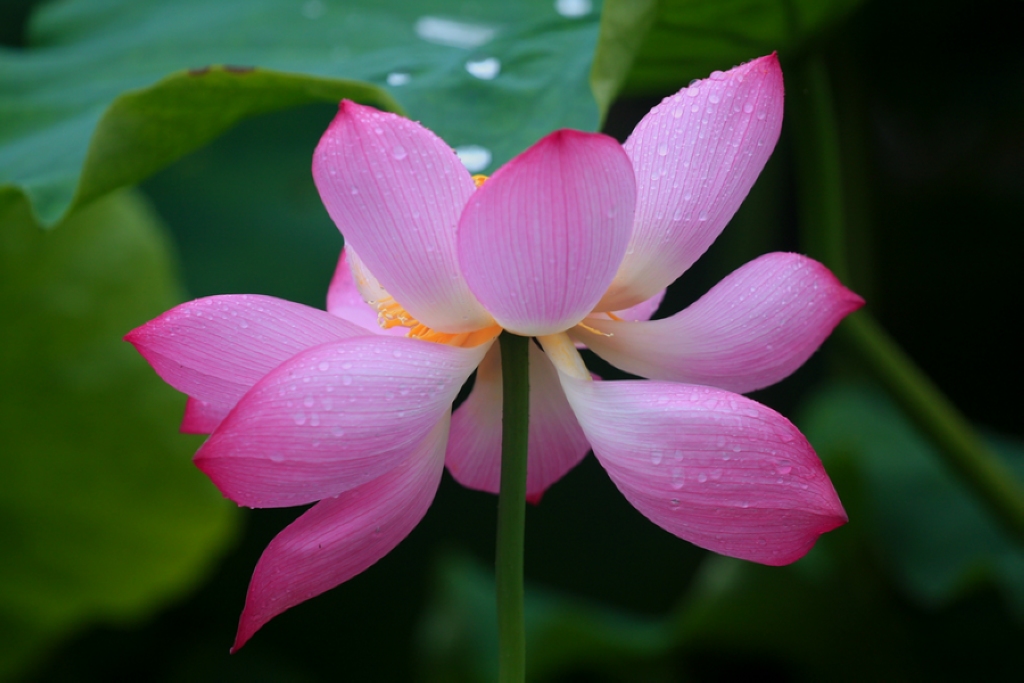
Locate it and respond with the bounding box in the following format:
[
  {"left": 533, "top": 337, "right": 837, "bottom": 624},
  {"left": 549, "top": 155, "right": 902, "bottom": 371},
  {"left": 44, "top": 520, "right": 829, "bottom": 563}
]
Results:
[
  {"left": 600, "top": 54, "right": 785, "bottom": 311},
  {"left": 446, "top": 342, "right": 590, "bottom": 500},
  {"left": 458, "top": 130, "right": 635, "bottom": 336},
  {"left": 313, "top": 101, "right": 493, "bottom": 332},
  {"left": 611, "top": 288, "right": 666, "bottom": 322},
  {"left": 125, "top": 295, "right": 368, "bottom": 408},
  {"left": 326, "top": 247, "right": 408, "bottom": 336},
  {"left": 232, "top": 415, "right": 449, "bottom": 651},
  {"left": 195, "top": 336, "right": 488, "bottom": 508},
  {"left": 181, "top": 397, "right": 230, "bottom": 435},
  {"left": 559, "top": 376, "right": 846, "bottom": 565},
  {"left": 574, "top": 253, "right": 863, "bottom": 394}
]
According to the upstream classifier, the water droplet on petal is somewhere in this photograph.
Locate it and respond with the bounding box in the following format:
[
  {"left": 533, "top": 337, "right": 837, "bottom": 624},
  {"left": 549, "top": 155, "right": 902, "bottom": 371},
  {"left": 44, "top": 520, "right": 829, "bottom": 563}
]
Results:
[
  {"left": 743, "top": 103, "right": 755, "bottom": 114},
  {"left": 391, "top": 145, "right": 407, "bottom": 160},
  {"left": 671, "top": 467, "right": 685, "bottom": 490},
  {"left": 657, "top": 142, "right": 668, "bottom": 156},
  {"left": 342, "top": 375, "right": 353, "bottom": 386},
  {"left": 293, "top": 412, "right": 307, "bottom": 425}
]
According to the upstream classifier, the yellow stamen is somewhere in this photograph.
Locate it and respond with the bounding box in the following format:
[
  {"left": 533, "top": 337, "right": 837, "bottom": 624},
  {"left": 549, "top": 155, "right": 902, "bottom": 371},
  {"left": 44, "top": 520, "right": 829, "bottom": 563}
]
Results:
[
  {"left": 606, "top": 311, "right": 624, "bottom": 321},
  {"left": 575, "top": 321, "right": 612, "bottom": 337},
  {"left": 472, "top": 174, "right": 489, "bottom": 188},
  {"left": 374, "top": 295, "right": 499, "bottom": 348}
]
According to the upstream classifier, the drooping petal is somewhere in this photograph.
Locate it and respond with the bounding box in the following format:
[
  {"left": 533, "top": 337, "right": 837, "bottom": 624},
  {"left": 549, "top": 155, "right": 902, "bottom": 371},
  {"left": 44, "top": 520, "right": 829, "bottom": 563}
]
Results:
[
  {"left": 181, "top": 397, "right": 230, "bottom": 435},
  {"left": 126, "top": 295, "right": 369, "bottom": 408},
  {"left": 446, "top": 342, "right": 591, "bottom": 501},
  {"left": 599, "top": 54, "right": 785, "bottom": 312},
  {"left": 559, "top": 376, "right": 846, "bottom": 565},
  {"left": 574, "top": 253, "right": 864, "bottom": 394},
  {"left": 458, "top": 129, "right": 636, "bottom": 336},
  {"left": 195, "top": 336, "right": 488, "bottom": 508},
  {"left": 232, "top": 414, "right": 449, "bottom": 652},
  {"left": 325, "top": 247, "right": 408, "bottom": 336},
  {"left": 313, "top": 101, "right": 493, "bottom": 332}
]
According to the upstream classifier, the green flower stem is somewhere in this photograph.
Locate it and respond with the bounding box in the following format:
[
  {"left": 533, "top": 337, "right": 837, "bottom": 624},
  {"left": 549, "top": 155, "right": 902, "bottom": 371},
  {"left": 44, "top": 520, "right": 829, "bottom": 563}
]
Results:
[
  {"left": 792, "top": 56, "right": 1024, "bottom": 545},
  {"left": 496, "top": 331, "right": 530, "bottom": 682}
]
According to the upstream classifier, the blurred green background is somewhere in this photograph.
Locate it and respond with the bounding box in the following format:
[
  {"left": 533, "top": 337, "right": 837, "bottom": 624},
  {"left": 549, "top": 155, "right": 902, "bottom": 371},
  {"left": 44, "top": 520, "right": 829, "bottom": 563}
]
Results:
[{"left": 2, "top": 0, "right": 1022, "bottom": 680}]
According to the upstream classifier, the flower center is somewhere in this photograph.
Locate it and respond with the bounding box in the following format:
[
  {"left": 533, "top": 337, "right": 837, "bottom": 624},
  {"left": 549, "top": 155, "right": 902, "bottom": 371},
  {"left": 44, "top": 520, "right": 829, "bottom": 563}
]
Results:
[
  {"left": 361, "top": 172, "right": 500, "bottom": 349},
  {"left": 374, "top": 296, "right": 500, "bottom": 348}
]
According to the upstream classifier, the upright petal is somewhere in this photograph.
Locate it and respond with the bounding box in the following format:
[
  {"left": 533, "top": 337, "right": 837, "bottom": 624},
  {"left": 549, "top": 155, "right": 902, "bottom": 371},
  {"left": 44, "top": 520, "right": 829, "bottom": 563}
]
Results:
[
  {"left": 458, "top": 130, "right": 635, "bottom": 336},
  {"left": 559, "top": 376, "right": 846, "bottom": 565},
  {"left": 574, "top": 254, "right": 864, "bottom": 394},
  {"left": 326, "top": 247, "right": 408, "bottom": 336},
  {"left": 126, "top": 295, "right": 369, "bottom": 408},
  {"left": 232, "top": 414, "right": 449, "bottom": 651},
  {"left": 195, "top": 336, "right": 488, "bottom": 508},
  {"left": 600, "top": 54, "right": 785, "bottom": 312},
  {"left": 313, "top": 101, "right": 493, "bottom": 332},
  {"left": 446, "top": 342, "right": 591, "bottom": 501}
]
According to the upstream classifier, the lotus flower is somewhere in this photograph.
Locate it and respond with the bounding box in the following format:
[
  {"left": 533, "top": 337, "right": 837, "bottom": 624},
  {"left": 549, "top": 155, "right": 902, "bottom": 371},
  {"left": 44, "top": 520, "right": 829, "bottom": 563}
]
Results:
[{"left": 126, "top": 54, "right": 862, "bottom": 650}]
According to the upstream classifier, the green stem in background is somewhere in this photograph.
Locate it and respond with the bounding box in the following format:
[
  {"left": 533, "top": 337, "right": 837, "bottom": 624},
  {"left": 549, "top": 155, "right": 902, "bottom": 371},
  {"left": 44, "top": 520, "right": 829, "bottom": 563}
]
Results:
[
  {"left": 791, "top": 56, "right": 1024, "bottom": 545},
  {"left": 496, "top": 331, "right": 530, "bottom": 682}
]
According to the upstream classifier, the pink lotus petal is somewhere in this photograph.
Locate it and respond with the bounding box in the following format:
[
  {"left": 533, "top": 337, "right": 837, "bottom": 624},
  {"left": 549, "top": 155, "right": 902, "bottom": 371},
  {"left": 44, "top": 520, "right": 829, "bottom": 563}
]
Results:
[
  {"left": 446, "top": 342, "right": 591, "bottom": 499},
  {"left": 195, "top": 336, "right": 489, "bottom": 508},
  {"left": 326, "top": 247, "right": 408, "bottom": 336},
  {"left": 313, "top": 101, "right": 493, "bottom": 333},
  {"left": 612, "top": 288, "right": 666, "bottom": 322},
  {"left": 232, "top": 414, "right": 449, "bottom": 651},
  {"left": 126, "top": 295, "right": 369, "bottom": 408},
  {"left": 574, "top": 253, "right": 863, "bottom": 394},
  {"left": 559, "top": 376, "right": 846, "bottom": 565},
  {"left": 181, "top": 397, "right": 230, "bottom": 434},
  {"left": 599, "top": 55, "right": 785, "bottom": 312},
  {"left": 458, "top": 130, "right": 636, "bottom": 336}
]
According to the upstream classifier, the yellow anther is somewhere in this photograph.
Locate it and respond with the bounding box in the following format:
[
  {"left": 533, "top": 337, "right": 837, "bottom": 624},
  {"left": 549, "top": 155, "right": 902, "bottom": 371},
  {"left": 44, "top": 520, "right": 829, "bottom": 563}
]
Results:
[{"left": 472, "top": 174, "right": 489, "bottom": 188}]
